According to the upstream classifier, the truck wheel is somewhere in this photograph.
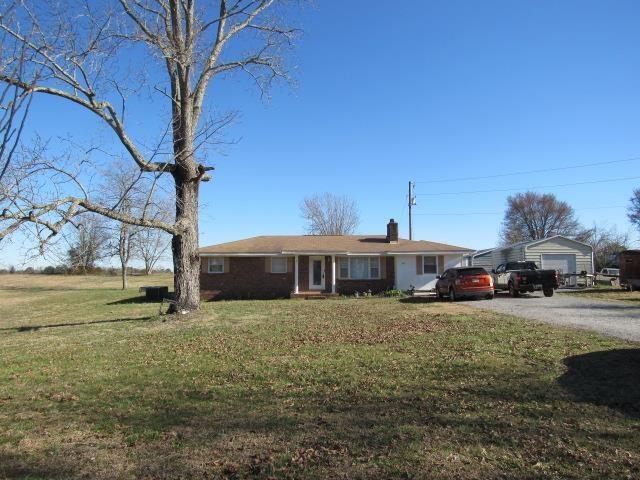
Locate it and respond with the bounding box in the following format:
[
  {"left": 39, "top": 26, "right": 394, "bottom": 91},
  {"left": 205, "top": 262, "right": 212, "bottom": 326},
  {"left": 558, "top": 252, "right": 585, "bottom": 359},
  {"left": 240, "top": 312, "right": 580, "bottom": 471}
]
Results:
[
  {"left": 486, "top": 292, "right": 494, "bottom": 300},
  {"left": 543, "top": 288, "right": 554, "bottom": 297},
  {"left": 449, "top": 287, "right": 457, "bottom": 302},
  {"left": 509, "top": 283, "right": 519, "bottom": 298}
]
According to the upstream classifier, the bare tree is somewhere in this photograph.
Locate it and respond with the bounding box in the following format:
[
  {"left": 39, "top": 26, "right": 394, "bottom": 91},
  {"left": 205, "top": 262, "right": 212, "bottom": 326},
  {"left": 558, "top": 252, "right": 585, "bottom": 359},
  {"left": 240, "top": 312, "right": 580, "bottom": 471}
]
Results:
[
  {"left": 628, "top": 188, "right": 640, "bottom": 234},
  {"left": 137, "top": 225, "right": 171, "bottom": 275},
  {"left": 581, "top": 224, "right": 629, "bottom": 271},
  {"left": 300, "top": 193, "right": 359, "bottom": 235},
  {"left": 101, "top": 164, "right": 148, "bottom": 289},
  {"left": 0, "top": 28, "right": 34, "bottom": 182},
  {"left": 0, "top": 1, "right": 298, "bottom": 311},
  {"left": 67, "top": 215, "right": 109, "bottom": 273},
  {"left": 500, "top": 192, "right": 584, "bottom": 245}
]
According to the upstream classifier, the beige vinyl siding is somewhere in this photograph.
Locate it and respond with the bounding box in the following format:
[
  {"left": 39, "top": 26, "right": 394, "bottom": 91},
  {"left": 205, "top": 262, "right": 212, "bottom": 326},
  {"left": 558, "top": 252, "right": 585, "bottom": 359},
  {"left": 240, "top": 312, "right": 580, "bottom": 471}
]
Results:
[
  {"left": 472, "top": 236, "right": 593, "bottom": 274},
  {"left": 524, "top": 237, "right": 593, "bottom": 274},
  {"left": 471, "top": 252, "right": 494, "bottom": 269}
]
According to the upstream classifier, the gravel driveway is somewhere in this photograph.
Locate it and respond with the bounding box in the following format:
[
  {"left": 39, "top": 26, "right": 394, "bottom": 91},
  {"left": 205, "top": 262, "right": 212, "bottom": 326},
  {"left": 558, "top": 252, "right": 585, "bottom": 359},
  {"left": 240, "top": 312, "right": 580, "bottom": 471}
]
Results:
[{"left": 470, "top": 291, "right": 640, "bottom": 342}]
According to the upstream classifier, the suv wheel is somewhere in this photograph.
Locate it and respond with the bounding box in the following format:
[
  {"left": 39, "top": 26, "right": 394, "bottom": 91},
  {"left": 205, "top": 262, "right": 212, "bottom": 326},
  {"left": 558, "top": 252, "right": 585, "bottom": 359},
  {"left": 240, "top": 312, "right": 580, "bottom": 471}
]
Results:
[
  {"left": 509, "top": 283, "right": 519, "bottom": 298},
  {"left": 449, "top": 287, "right": 457, "bottom": 301}
]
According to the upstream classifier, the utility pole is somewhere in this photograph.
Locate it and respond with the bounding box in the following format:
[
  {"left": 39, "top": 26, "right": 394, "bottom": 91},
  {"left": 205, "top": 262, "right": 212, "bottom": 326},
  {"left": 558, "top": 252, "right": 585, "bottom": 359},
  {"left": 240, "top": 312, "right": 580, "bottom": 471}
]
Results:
[{"left": 408, "top": 181, "right": 416, "bottom": 240}]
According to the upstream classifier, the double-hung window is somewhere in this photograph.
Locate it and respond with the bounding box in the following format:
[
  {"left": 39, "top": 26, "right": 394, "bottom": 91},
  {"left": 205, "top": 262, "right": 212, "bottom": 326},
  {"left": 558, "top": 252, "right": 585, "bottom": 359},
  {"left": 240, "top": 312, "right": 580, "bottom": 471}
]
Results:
[
  {"left": 423, "top": 255, "right": 437, "bottom": 274},
  {"left": 271, "top": 257, "right": 288, "bottom": 273},
  {"left": 208, "top": 257, "right": 224, "bottom": 274},
  {"left": 339, "top": 257, "right": 349, "bottom": 278},
  {"left": 339, "top": 257, "right": 381, "bottom": 279}
]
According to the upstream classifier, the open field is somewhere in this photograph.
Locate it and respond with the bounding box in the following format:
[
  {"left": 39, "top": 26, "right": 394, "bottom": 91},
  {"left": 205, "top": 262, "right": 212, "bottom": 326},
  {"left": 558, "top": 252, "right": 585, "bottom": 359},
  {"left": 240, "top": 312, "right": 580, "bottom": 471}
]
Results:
[{"left": 1, "top": 274, "right": 639, "bottom": 479}]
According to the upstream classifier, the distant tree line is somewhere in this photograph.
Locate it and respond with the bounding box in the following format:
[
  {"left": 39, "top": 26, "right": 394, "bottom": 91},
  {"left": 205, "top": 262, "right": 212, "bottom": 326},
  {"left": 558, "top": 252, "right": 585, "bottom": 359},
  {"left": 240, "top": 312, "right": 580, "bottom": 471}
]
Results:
[{"left": 0, "top": 265, "right": 172, "bottom": 275}]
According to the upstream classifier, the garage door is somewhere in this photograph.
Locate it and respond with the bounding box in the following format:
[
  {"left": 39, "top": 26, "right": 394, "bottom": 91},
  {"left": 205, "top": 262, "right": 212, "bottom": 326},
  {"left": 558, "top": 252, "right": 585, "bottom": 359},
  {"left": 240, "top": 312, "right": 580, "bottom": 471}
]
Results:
[{"left": 541, "top": 254, "right": 577, "bottom": 286}]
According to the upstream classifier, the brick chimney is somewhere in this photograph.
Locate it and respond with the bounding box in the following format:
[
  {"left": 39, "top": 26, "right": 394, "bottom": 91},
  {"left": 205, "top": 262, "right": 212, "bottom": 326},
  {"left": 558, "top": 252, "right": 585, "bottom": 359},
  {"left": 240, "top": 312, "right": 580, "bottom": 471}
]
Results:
[{"left": 386, "top": 218, "right": 399, "bottom": 243}]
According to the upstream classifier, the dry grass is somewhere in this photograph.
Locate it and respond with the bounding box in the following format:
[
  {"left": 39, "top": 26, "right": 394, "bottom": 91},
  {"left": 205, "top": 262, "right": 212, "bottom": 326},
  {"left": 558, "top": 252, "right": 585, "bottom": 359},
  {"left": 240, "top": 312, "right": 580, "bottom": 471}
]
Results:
[
  {"left": 561, "top": 285, "right": 640, "bottom": 304},
  {"left": 1, "top": 275, "right": 639, "bottom": 479}
]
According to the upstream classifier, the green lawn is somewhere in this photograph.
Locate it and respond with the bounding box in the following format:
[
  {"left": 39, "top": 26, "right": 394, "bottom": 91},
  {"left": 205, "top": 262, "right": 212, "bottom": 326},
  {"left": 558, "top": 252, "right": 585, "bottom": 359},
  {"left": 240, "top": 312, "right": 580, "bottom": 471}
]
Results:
[{"left": 1, "top": 274, "right": 639, "bottom": 479}]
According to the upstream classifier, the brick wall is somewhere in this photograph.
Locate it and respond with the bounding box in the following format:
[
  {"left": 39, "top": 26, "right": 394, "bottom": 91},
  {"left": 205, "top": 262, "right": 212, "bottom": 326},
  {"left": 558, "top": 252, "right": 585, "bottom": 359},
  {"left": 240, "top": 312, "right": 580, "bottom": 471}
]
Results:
[
  {"left": 201, "top": 255, "right": 396, "bottom": 299},
  {"left": 201, "top": 256, "right": 294, "bottom": 300}
]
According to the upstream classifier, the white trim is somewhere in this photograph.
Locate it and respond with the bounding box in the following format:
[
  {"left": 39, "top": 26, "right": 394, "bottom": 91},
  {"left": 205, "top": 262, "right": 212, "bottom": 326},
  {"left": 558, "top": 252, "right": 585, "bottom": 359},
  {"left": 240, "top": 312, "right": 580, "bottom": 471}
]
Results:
[
  {"left": 270, "top": 256, "right": 288, "bottom": 274},
  {"left": 390, "top": 251, "right": 471, "bottom": 256},
  {"left": 336, "top": 256, "right": 381, "bottom": 280},
  {"left": 294, "top": 255, "right": 299, "bottom": 293},
  {"left": 422, "top": 255, "right": 438, "bottom": 275},
  {"left": 309, "top": 256, "right": 325, "bottom": 290},
  {"left": 207, "top": 257, "right": 224, "bottom": 274},
  {"left": 202, "top": 251, "right": 471, "bottom": 257},
  {"left": 331, "top": 255, "right": 336, "bottom": 294},
  {"left": 524, "top": 235, "right": 593, "bottom": 250},
  {"left": 201, "top": 253, "right": 282, "bottom": 257}
]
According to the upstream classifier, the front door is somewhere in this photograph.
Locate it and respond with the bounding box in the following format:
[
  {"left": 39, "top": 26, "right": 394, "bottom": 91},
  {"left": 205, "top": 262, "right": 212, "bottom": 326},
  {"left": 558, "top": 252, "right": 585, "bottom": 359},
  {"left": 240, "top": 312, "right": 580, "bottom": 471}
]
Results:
[{"left": 309, "top": 256, "right": 325, "bottom": 290}]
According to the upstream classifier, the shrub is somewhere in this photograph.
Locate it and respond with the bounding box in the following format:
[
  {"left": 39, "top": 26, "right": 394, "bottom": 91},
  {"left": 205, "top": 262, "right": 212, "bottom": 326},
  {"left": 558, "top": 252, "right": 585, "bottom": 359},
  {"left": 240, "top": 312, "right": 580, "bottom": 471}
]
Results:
[{"left": 383, "top": 289, "right": 405, "bottom": 297}]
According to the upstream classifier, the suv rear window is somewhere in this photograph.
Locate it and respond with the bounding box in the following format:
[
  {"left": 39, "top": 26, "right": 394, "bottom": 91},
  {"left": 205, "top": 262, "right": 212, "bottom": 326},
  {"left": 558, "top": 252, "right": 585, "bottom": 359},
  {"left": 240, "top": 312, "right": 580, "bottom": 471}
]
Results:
[{"left": 456, "top": 268, "right": 487, "bottom": 275}]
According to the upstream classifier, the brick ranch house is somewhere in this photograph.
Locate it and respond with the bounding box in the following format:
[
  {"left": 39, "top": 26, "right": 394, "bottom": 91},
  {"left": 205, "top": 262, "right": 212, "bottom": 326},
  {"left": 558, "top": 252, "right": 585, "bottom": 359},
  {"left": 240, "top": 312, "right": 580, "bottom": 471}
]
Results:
[{"left": 199, "top": 219, "right": 473, "bottom": 299}]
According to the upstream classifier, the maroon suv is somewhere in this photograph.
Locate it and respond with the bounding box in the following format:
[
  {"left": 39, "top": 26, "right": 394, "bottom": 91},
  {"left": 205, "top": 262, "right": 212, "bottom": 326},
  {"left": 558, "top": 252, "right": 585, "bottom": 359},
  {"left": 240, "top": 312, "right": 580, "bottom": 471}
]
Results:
[{"left": 436, "top": 267, "right": 494, "bottom": 301}]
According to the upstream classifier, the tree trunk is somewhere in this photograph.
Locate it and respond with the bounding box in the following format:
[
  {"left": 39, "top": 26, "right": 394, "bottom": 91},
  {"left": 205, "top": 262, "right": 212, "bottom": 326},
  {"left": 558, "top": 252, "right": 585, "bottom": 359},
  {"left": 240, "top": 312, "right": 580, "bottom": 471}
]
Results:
[
  {"left": 119, "top": 224, "right": 129, "bottom": 290},
  {"left": 171, "top": 175, "right": 200, "bottom": 312},
  {"left": 121, "top": 264, "right": 128, "bottom": 290}
]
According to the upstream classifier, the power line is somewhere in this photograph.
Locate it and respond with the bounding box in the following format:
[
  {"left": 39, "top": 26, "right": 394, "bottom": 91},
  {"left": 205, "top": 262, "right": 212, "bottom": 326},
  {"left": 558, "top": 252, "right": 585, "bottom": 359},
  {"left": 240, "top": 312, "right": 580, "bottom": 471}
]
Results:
[
  {"left": 413, "top": 156, "right": 640, "bottom": 184},
  {"left": 413, "top": 205, "right": 629, "bottom": 216},
  {"left": 415, "top": 176, "right": 640, "bottom": 197}
]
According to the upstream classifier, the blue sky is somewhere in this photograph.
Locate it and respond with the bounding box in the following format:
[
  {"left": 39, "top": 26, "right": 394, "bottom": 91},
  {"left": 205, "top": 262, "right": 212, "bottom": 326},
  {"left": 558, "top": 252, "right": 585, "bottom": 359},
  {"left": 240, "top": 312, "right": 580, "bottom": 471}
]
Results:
[
  {"left": 4, "top": 0, "right": 640, "bottom": 267},
  {"left": 200, "top": 0, "right": 640, "bottom": 249}
]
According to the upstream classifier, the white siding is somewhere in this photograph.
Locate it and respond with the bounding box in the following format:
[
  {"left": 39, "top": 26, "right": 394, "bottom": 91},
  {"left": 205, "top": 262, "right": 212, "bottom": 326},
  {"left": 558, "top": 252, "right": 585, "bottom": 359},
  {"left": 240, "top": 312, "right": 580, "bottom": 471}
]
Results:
[{"left": 395, "top": 254, "right": 464, "bottom": 291}]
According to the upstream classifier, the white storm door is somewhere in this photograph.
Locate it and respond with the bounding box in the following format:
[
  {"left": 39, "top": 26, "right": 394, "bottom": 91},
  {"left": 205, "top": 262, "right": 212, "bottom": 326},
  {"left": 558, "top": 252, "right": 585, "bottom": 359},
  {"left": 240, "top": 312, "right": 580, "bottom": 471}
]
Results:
[{"left": 309, "top": 256, "right": 325, "bottom": 290}]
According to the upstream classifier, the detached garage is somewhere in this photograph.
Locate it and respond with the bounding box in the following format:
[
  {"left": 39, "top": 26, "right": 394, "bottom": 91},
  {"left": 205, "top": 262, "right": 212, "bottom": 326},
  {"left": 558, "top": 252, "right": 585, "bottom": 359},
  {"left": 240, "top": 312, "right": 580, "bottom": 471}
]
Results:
[{"left": 470, "top": 235, "right": 594, "bottom": 286}]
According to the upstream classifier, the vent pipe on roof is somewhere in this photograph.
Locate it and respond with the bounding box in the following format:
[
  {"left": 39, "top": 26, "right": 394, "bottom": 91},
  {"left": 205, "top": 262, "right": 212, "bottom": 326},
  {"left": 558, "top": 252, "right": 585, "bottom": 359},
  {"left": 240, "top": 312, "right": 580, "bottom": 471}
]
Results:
[{"left": 387, "top": 218, "right": 399, "bottom": 243}]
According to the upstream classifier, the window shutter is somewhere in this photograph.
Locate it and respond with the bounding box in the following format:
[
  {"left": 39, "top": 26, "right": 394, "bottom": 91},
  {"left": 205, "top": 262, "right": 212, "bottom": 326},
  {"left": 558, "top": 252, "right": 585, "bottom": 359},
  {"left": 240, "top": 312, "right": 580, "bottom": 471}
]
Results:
[
  {"left": 265, "top": 257, "right": 271, "bottom": 273},
  {"left": 287, "top": 257, "right": 294, "bottom": 273},
  {"left": 437, "top": 255, "right": 445, "bottom": 274},
  {"left": 201, "top": 258, "right": 207, "bottom": 273},
  {"left": 416, "top": 255, "right": 423, "bottom": 275},
  {"left": 224, "top": 257, "right": 230, "bottom": 273},
  {"left": 380, "top": 257, "right": 387, "bottom": 279}
]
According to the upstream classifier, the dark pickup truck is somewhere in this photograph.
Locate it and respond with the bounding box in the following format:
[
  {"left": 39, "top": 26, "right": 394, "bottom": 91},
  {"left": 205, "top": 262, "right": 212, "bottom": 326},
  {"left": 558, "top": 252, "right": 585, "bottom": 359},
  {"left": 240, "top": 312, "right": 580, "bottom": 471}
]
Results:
[{"left": 492, "top": 261, "right": 559, "bottom": 297}]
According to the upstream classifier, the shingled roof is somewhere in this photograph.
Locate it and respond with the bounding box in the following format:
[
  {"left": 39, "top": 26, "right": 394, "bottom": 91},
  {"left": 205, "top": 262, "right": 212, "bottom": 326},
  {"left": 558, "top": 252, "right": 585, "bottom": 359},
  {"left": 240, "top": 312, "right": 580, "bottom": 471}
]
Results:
[{"left": 199, "top": 235, "right": 473, "bottom": 255}]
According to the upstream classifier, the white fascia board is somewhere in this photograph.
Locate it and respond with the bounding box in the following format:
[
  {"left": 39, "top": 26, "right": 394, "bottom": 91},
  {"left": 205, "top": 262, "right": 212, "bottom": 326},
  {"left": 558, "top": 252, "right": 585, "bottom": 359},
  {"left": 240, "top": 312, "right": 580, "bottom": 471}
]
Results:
[
  {"left": 524, "top": 235, "right": 593, "bottom": 251},
  {"left": 200, "top": 252, "right": 284, "bottom": 257},
  {"left": 202, "top": 250, "right": 471, "bottom": 257},
  {"left": 390, "top": 251, "right": 469, "bottom": 256}
]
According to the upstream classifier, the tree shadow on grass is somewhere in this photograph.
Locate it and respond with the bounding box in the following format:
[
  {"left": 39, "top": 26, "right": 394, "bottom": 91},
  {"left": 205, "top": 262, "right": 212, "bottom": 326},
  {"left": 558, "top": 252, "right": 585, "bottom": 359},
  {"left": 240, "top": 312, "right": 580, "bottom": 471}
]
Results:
[
  {"left": 0, "top": 451, "right": 79, "bottom": 480},
  {"left": 107, "top": 295, "right": 154, "bottom": 305},
  {"left": 398, "top": 296, "right": 438, "bottom": 304},
  {"left": 558, "top": 348, "right": 640, "bottom": 419},
  {"left": 0, "top": 316, "right": 154, "bottom": 332},
  {"left": 6, "top": 361, "right": 640, "bottom": 478}
]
